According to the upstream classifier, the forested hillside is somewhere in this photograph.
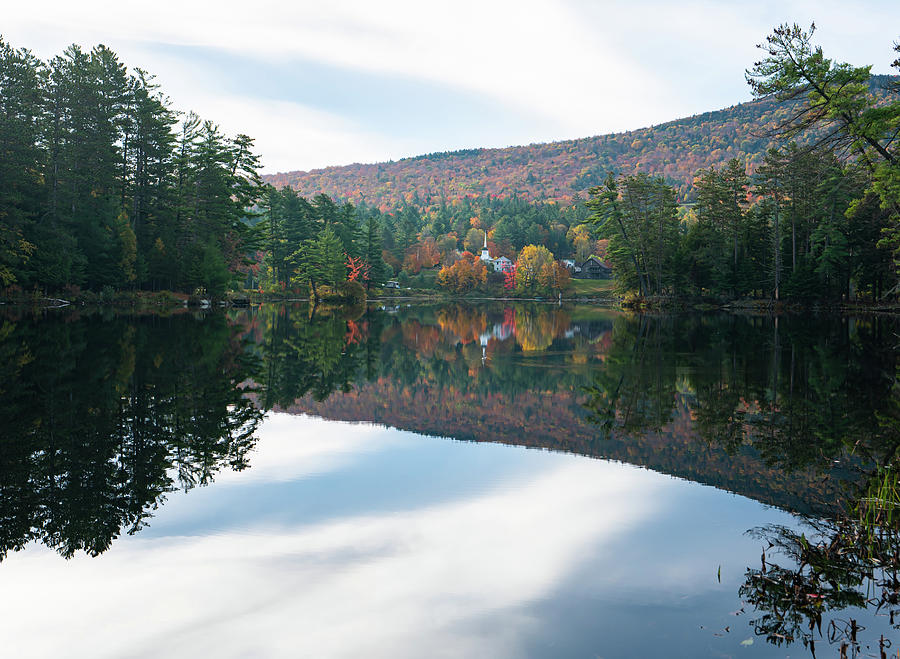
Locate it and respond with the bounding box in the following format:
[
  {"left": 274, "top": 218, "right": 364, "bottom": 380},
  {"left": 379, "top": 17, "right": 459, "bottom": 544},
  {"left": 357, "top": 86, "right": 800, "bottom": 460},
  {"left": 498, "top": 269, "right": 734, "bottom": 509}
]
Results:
[
  {"left": 4, "top": 28, "right": 897, "bottom": 304},
  {"left": 265, "top": 32, "right": 900, "bottom": 305},
  {"left": 267, "top": 77, "right": 896, "bottom": 209}
]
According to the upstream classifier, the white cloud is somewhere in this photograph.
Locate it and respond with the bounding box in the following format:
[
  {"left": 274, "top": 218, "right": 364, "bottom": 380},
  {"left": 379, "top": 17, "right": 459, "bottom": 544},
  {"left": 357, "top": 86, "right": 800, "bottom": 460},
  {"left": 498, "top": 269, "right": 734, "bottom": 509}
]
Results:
[
  {"left": 0, "top": 455, "right": 668, "bottom": 659},
  {"left": 0, "top": 0, "right": 676, "bottom": 170},
  {"left": 159, "top": 91, "right": 412, "bottom": 173},
  {"left": 211, "top": 412, "right": 405, "bottom": 484},
  {"left": 4, "top": 0, "right": 897, "bottom": 171}
]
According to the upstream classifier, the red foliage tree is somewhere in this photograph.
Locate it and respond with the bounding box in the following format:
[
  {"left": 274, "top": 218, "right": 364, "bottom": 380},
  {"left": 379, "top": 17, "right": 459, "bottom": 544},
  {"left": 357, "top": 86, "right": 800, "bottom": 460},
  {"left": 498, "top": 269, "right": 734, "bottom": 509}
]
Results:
[
  {"left": 503, "top": 263, "right": 517, "bottom": 291},
  {"left": 346, "top": 255, "right": 370, "bottom": 283}
]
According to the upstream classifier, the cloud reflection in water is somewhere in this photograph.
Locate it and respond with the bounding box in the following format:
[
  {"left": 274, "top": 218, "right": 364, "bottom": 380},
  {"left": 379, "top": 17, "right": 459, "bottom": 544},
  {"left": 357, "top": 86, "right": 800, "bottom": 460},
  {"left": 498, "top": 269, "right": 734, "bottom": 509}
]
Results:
[{"left": 0, "top": 414, "right": 785, "bottom": 658}]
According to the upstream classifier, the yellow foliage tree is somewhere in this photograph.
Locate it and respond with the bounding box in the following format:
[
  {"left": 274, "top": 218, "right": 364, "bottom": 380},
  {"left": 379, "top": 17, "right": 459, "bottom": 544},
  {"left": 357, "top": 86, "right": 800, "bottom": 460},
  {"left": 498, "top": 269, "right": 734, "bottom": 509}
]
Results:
[{"left": 515, "top": 244, "right": 554, "bottom": 293}]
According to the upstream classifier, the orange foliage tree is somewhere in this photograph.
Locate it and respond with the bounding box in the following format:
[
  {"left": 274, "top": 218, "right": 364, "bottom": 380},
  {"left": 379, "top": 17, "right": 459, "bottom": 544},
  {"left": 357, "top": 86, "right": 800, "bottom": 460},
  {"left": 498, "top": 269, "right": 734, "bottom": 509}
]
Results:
[
  {"left": 346, "top": 255, "right": 370, "bottom": 283},
  {"left": 436, "top": 253, "right": 487, "bottom": 293},
  {"left": 537, "top": 261, "right": 571, "bottom": 295},
  {"left": 403, "top": 237, "right": 441, "bottom": 274},
  {"left": 503, "top": 263, "right": 517, "bottom": 290}
]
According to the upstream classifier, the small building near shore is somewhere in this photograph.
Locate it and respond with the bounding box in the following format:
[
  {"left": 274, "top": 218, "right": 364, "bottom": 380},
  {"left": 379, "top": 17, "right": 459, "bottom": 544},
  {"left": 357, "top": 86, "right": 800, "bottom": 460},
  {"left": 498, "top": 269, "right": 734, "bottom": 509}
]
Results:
[
  {"left": 575, "top": 256, "right": 611, "bottom": 279},
  {"left": 478, "top": 230, "right": 514, "bottom": 273},
  {"left": 492, "top": 256, "right": 514, "bottom": 273}
]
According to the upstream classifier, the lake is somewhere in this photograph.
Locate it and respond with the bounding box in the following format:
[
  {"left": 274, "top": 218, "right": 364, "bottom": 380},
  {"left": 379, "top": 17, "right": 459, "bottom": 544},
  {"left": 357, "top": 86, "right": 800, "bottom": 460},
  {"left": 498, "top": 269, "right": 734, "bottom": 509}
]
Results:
[{"left": 0, "top": 302, "right": 898, "bottom": 658}]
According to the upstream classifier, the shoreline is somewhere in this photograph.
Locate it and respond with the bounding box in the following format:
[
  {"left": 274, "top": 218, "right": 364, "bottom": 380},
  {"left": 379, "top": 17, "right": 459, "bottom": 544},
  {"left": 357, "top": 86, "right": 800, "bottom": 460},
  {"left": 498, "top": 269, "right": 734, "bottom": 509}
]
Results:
[{"left": 4, "top": 289, "right": 900, "bottom": 316}]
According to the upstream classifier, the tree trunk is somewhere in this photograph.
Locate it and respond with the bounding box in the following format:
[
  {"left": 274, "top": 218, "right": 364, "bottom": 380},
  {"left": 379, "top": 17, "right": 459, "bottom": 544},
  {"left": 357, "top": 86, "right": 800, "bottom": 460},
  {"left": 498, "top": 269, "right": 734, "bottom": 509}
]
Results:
[
  {"left": 774, "top": 194, "right": 781, "bottom": 300},
  {"left": 791, "top": 219, "right": 797, "bottom": 274}
]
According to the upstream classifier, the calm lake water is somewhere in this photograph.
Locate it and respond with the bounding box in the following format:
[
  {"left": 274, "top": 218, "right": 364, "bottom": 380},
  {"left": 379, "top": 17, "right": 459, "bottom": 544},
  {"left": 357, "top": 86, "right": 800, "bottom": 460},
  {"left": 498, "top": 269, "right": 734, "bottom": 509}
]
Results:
[{"left": 1, "top": 302, "right": 898, "bottom": 658}]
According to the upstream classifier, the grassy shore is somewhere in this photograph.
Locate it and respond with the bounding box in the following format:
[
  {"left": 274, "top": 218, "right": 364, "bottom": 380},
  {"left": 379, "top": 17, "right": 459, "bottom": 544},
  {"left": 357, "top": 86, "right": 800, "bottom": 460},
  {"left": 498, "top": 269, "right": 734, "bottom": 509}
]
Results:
[{"left": 570, "top": 279, "right": 618, "bottom": 297}]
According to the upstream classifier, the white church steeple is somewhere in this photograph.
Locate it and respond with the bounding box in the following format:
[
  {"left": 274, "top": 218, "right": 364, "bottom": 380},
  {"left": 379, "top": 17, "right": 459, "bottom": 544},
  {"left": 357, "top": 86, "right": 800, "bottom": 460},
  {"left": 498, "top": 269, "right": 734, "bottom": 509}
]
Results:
[{"left": 479, "top": 229, "right": 491, "bottom": 262}]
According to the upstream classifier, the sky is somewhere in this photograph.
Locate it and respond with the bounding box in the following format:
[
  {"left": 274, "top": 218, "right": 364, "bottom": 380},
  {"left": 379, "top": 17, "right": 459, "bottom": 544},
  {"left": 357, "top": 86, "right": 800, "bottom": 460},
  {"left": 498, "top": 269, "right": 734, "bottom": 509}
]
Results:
[{"left": 4, "top": 0, "right": 899, "bottom": 174}]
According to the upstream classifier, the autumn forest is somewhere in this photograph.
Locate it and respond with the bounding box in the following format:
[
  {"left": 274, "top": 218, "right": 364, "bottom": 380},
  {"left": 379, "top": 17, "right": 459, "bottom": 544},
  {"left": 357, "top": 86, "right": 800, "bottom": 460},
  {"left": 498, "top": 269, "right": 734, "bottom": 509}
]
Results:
[
  {"left": 5, "top": 15, "right": 900, "bottom": 656},
  {"left": 2, "top": 25, "right": 899, "bottom": 303}
]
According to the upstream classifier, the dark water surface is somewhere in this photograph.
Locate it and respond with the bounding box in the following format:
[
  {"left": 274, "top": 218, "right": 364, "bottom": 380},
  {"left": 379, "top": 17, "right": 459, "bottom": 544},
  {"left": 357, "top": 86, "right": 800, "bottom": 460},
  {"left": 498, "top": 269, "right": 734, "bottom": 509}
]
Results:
[{"left": 1, "top": 303, "right": 898, "bottom": 658}]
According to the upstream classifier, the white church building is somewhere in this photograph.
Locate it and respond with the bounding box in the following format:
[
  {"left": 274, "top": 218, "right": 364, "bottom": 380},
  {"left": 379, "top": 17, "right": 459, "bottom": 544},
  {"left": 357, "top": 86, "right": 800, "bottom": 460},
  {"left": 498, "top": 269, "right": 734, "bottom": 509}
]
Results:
[{"left": 479, "top": 230, "right": 514, "bottom": 273}]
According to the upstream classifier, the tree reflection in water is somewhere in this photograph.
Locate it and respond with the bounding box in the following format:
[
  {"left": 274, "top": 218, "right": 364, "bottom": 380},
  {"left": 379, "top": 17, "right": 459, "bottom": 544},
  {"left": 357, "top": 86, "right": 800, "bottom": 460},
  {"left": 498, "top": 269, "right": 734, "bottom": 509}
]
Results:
[
  {"left": 579, "top": 311, "right": 900, "bottom": 656},
  {"left": 0, "top": 310, "right": 263, "bottom": 559},
  {"left": 4, "top": 302, "right": 900, "bottom": 658},
  {"left": 736, "top": 458, "right": 900, "bottom": 658},
  {"left": 741, "top": 515, "right": 900, "bottom": 658}
]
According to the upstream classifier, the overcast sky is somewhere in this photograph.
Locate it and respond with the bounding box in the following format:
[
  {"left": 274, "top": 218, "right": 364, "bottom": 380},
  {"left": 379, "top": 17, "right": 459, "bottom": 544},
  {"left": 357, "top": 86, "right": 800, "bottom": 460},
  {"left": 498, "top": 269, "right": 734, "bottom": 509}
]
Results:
[{"left": 4, "top": 0, "right": 899, "bottom": 173}]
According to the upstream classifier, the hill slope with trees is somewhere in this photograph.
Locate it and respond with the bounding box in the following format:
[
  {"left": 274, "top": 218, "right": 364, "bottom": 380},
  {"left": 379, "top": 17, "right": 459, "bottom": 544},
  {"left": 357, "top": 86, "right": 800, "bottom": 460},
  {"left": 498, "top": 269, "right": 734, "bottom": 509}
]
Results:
[{"left": 267, "top": 76, "right": 896, "bottom": 209}]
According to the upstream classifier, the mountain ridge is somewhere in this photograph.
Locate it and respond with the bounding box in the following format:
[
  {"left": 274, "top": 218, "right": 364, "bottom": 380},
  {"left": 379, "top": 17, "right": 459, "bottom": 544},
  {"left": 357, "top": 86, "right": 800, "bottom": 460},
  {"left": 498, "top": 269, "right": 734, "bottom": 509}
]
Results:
[{"left": 265, "top": 75, "right": 897, "bottom": 210}]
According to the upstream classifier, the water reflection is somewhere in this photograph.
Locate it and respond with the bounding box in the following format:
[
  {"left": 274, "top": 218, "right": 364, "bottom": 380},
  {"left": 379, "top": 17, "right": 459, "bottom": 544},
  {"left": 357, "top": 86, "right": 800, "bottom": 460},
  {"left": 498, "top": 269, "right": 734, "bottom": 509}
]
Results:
[
  {"left": 3, "top": 303, "right": 900, "bottom": 656},
  {"left": 740, "top": 517, "right": 900, "bottom": 657},
  {"left": 0, "top": 416, "right": 790, "bottom": 659},
  {"left": 257, "top": 304, "right": 900, "bottom": 656},
  {"left": 728, "top": 461, "right": 900, "bottom": 657},
  {"left": 5, "top": 305, "right": 892, "bottom": 550},
  {"left": 252, "top": 304, "right": 381, "bottom": 408},
  {"left": 581, "top": 314, "right": 898, "bottom": 474},
  {"left": 572, "top": 312, "right": 900, "bottom": 657},
  {"left": 277, "top": 306, "right": 897, "bottom": 517},
  {"left": 0, "top": 310, "right": 263, "bottom": 559}
]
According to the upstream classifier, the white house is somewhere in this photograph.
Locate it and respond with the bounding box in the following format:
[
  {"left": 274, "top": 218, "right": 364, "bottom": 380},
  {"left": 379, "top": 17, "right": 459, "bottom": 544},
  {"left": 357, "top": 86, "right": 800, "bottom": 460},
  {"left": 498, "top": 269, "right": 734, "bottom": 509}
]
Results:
[{"left": 492, "top": 256, "right": 514, "bottom": 273}]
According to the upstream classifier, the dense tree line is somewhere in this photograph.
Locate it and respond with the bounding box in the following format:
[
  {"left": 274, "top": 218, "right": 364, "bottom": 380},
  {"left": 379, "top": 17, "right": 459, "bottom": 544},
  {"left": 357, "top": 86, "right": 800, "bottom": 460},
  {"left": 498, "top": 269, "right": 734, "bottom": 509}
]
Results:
[
  {"left": 361, "top": 193, "right": 592, "bottom": 276},
  {"left": 263, "top": 190, "right": 593, "bottom": 295},
  {"left": 264, "top": 26, "right": 899, "bottom": 304},
  {"left": 586, "top": 26, "right": 900, "bottom": 302},
  {"left": 0, "top": 38, "right": 263, "bottom": 296},
  {"left": 258, "top": 188, "right": 388, "bottom": 299}
]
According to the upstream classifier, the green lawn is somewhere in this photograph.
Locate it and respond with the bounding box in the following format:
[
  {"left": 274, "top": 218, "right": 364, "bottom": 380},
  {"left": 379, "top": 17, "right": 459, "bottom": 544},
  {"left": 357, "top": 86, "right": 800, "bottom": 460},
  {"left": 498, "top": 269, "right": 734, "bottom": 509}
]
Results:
[{"left": 570, "top": 278, "right": 617, "bottom": 296}]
